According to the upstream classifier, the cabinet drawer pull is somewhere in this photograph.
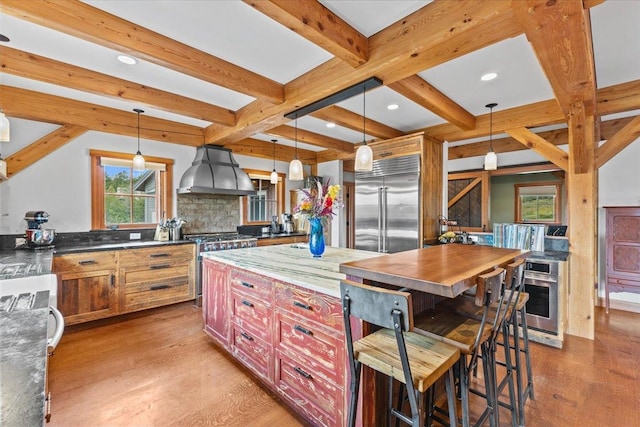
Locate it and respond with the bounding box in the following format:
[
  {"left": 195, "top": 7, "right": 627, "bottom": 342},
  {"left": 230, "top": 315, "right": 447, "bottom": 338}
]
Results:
[
  {"left": 150, "top": 285, "right": 171, "bottom": 291},
  {"left": 241, "top": 300, "right": 253, "bottom": 308},
  {"left": 150, "top": 264, "right": 171, "bottom": 270},
  {"left": 293, "top": 301, "right": 312, "bottom": 311},
  {"left": 293, "top": 366, "right": 312, "bottom": 380},
  {"left": 240, "top": 332, "right": 253, "bottom": 341},
  {"left": 294, "top": 325, "right": 313, "bottom": 336},
  {"left": 150, "top": 253, "right": 170, "bottom": 258},
  {"left": 241, "top": 281, "right": 254, "bottom": 289},
  {"left": 78, "top": 260, "right": 97, "bottom": 265}
]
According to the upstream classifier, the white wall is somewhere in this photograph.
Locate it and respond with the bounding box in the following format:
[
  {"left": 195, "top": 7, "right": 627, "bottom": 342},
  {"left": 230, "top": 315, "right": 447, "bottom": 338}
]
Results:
[{"left": 0, "top": 118, "right": 292, "bottom": 234}]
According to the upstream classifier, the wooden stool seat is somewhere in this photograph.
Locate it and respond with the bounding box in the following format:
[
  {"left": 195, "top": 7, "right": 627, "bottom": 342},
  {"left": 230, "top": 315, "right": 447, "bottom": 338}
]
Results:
[{"left": 355, "top": 328, "right": 459, "bottom": 393}]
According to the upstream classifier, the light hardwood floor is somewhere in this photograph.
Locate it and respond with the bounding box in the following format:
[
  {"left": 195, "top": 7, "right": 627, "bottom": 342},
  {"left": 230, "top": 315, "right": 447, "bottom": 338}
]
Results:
[{"left": 48, "top": 302, "right": 640, "bottom": 427}]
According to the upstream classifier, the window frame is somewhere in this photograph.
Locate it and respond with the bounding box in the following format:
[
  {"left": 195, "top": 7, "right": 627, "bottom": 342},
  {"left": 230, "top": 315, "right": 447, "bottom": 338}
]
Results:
[
  {"left": 241, "top": 168, "right": 285, "bottom": 225},
  {"left": 90, "top": 149, "right": 173, "bottom": 230},
  {"left": 514, "top": 182, "right": 562, "bottom": 224}
]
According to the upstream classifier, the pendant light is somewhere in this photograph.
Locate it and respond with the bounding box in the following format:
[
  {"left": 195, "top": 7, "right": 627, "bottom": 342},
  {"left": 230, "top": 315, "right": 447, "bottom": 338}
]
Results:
[
  {"left": 0, "top": 109, "right": 10, "bottom": 142},
  {"left": 354, "top": 87, "right": 373, "bottom": 171},
  {"left": 484, "top": 102, "right": 498, "bottom": 171},
  {"left": 288, "top": 116, "right": 303, "bottom": 181},
  {"left": 132, "top": 108, "right": 145, "bottom": 170},
  {"left": 270, "top": 139, "right": 278, "bottom": 184}
]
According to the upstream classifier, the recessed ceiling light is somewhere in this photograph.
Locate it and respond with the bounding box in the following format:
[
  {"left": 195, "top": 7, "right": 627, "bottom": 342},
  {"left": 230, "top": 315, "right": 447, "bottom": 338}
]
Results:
[
  {"left": 387, "top": 104, "right": 399, "bottom": 110},
  {"left": 481, "top": 72, "right": 498, "bottom": 81},
  {"left": 326, "top": 122, "right": 336, "bottom": 128},
  {"left": 117, "top": 54, "right": 137, "bottom": 65}
]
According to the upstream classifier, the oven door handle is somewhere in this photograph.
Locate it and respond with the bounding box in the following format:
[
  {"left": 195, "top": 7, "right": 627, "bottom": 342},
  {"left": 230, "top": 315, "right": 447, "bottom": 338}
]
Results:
[{"left": 48, "top": 306, "right": 65, "bottom": 355}]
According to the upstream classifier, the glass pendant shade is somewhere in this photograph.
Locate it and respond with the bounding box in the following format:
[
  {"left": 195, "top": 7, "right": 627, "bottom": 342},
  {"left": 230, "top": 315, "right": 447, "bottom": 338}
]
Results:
[
  {"left": 270, "top": 139, "right": 278, "bottom": 184},
  {"left": 270, "top": 169, "right": 278, "bottom": 184},
  {"left": 132, "top": 108, "right": 145, "bottom": 170},
  {"left": 289, "top": 159, "right": 303, "bottom": 181},
  {"left": 484, "top": 150, "right": 497, "bottom": 170},
  {"left": 354, "top": 144, "right": 373, "bottom": 171},
  {"left": 133, "top": 151, "right": 145, "bottom": 170},
  {"left": 0, "top": 111, "right": 10, "bottom": 142}
]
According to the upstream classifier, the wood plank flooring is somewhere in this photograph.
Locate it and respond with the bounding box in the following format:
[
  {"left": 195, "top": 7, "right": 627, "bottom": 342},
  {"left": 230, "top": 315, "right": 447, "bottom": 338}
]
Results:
[{"left": 48, "top": 302, "right": 640, "bottom": 426}]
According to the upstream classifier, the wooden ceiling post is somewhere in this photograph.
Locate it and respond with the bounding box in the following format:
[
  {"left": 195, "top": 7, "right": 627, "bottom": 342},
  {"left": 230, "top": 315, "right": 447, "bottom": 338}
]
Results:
[{"left": 566, "top": 104, "right": 597, "bottom": 340}]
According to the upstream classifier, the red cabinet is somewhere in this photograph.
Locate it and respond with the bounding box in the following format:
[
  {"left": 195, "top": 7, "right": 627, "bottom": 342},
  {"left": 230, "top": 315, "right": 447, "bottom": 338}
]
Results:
[
  {"left": 605, "top": 206, "right": 640, "bottom": 311},
  {"left": 201, "top": 259, "right": 347, "bottom": 426}
]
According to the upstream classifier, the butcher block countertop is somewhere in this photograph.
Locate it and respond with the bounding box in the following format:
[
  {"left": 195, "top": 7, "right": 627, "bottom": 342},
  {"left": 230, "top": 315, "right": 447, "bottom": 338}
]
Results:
[
  {"left": 340, "top": 244, "right": 529, "bottom": 298},
  {"left": 202, "top": 244, "right": 382, "bottom": 298}
]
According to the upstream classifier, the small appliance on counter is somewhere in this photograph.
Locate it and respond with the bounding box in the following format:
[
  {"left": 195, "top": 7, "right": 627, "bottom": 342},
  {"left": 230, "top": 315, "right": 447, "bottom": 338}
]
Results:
[
  {"left": 23, "top": 211, "right": 55, "bottom": 248},
  {"left": 282, "top": 213, "right": 295, "bottom": 234},
  {"left": 270, "top": 215, "right": 281, "bottom": 234}
]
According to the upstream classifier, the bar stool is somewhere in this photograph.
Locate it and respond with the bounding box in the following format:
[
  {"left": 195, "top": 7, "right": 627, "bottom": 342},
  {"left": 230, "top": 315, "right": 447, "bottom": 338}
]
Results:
[
  {"left": 341, "top": 280, "right": 460, "bottom": 427},
  {"left": 413, "top": 267, "right": 516, "bottom": 427},
  {"left": 439, "top": 259, "right": 532, "bottom": 427}
]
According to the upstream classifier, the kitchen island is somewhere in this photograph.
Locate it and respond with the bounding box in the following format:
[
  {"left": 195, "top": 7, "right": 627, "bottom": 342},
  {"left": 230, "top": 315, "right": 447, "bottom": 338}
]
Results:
[{"left": 201, "top": 245, "right": 382, "bottom": 427}]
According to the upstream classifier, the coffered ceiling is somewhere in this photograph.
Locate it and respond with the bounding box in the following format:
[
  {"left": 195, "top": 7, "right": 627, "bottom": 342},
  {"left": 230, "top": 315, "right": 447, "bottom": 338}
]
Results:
[{"left": 1, "top": 0, "right": 639, "bottom": 171}]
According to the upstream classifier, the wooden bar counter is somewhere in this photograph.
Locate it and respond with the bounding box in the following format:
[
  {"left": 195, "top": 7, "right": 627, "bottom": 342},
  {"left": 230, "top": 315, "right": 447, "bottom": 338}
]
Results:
[{"left": 339, "top": 244, "right": 529, "bottom": 426}]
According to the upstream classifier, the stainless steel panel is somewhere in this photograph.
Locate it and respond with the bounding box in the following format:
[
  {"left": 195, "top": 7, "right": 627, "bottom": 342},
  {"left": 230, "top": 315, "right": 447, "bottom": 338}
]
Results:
[
  {"left": 383, "top": 172, "right": 420, "bottom": 253},
  {"left": 355, "top": 176, "right": 383, "bottom": 252},
  {"left": 524, "top": 277, "right": 558, "bottom": 334}
]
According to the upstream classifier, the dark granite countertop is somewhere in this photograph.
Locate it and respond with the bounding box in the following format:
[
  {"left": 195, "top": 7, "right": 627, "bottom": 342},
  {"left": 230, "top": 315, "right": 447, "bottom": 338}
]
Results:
[
  {"left": 52, "top": 239, "right": 196, "bottom": 255},
  {"left": 527, "top": 250, "right": 570, "bottom": 262},
  {"left": 1, "top": 290, "right": 50, "bottom": 426},
  {"left": 0, "top": 249, "right": 54, "bottom": 280},
  {"left": 255, "top": 232, "right": 307, "bottom": 240}
]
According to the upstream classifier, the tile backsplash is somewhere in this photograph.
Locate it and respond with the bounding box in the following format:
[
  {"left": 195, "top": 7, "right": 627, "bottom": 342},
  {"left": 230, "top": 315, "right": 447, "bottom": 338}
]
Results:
[{"left": 177, "top": 194, "right": 240, "bottom": 234}]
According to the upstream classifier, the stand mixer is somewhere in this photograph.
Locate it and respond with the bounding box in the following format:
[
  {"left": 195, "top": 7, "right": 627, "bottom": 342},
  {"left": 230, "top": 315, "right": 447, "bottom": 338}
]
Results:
[{"left": 24, "top": 211, "right": 56, "bottom": 247}]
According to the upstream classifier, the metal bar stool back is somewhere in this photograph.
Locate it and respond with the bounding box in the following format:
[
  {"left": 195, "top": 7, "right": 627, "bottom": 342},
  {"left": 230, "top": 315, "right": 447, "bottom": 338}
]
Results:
[{"left": 341, "top": 280, "right": 460, "bottom": 427}]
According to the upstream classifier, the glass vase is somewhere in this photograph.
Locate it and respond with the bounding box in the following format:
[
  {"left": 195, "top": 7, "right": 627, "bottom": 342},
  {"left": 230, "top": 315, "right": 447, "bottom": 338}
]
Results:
[{"left": 308, "top": 217, "right": 325, "bottom": 258}]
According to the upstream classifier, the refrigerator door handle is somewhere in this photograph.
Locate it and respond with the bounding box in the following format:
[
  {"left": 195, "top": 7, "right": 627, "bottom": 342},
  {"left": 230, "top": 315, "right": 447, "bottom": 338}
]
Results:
[
  {"left": 382, "top": 186, "right": 388, "bottom": 253},
  {"left": 377, "top": 187, "right": 383, "bottom": 252}
]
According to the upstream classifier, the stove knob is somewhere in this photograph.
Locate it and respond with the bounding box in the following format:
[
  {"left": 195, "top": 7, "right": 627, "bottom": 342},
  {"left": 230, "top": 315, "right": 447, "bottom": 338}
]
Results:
[
  {"left": 241, "top": 241, "right": 248, "bottom": 248},
  {"left": 220, "top": 243, "right": 227, "bottom": 250}
]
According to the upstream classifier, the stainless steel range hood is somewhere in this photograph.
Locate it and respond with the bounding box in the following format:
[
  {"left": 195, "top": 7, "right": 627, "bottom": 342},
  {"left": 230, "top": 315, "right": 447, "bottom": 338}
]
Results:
[{"left": 178, "top": 145, "right": 256, "bottom": 195}]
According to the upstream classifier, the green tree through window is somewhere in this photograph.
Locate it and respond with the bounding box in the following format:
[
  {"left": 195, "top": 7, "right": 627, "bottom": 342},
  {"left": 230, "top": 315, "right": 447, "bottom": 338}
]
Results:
[{"left": 104, "top": 166, "right": 157, "bottom": 225}]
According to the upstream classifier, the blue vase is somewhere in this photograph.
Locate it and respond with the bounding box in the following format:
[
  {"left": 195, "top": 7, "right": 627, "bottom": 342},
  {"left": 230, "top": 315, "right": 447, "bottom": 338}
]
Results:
[{"left": 308, "top": 218, "right": 325, "bottom": 258}]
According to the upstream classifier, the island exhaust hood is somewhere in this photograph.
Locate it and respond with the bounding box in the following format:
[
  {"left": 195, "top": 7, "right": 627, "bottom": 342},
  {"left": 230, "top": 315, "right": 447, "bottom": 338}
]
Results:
[{"left": 177, "top": 145, "right": 256, "bottom": 196}]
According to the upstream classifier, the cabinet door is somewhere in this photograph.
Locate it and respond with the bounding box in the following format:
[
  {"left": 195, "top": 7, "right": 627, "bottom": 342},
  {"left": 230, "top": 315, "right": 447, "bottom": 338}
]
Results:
[
  {"left": 57, "top": 268, "right": 117, "bottom": 325},
  {"left": 607, "top": 208, "right": 640, "bottom": 280},
  {"left": 203, "top": 259, "right": 230, "bottom": 346}
]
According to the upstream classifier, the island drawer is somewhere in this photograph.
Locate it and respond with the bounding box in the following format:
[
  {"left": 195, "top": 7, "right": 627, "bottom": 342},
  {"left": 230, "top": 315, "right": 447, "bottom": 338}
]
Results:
[
  {"left": 232, "top": 325, "right": 272, "bottom": 383},
  {"left": 275, "top": 312, "right": 343, "bottom": 382},
  {"left": 231, "top": 291, "right": 272, "bottom": 342},
  {"left": 275, "top": 283, "right": 343, "bottom": 332},
  {"left": 230, "top": 270, "right": 273, "bottom": 303},
  {"left": 53, "top": 251, "right": 117, "bottom": 272},
  {"left": 275, "top": 350, "right": 343, "bottom": 427},
  {"left": 119, "top": 244, "right": 195, "bottom": 265}
]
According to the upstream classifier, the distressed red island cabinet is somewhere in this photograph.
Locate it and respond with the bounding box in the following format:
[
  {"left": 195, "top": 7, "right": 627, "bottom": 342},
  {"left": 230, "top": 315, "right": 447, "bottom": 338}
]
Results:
[{"left": 202, "top": 257, "right": 348, "bottom": 427}]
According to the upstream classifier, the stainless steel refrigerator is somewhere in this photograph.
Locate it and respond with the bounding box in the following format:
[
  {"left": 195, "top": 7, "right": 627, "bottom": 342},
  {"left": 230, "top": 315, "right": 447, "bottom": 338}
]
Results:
[{"left": 355, "top": 154, "right": 421, "bottom": 253}]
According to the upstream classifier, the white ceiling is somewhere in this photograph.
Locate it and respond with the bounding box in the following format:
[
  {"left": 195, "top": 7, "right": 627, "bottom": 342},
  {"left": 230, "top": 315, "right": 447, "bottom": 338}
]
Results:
[{"left": 1, "top": 0, "right": 639, "bottom": 152}]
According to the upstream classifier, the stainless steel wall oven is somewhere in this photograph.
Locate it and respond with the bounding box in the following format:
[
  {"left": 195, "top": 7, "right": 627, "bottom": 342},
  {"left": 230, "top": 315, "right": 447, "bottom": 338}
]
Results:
[{"left": 524, "top": 259, "right": 559, "bottom": 335}]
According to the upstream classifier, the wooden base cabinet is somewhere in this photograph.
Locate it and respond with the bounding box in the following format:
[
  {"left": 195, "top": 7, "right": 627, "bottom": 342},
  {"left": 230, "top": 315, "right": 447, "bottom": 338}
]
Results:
[
  {"left": 54, "top": 244, "right": 195, "bottom": 325},
  {"left": 53, "top": 251, "right": 118, "bottom": 325},
  {"left": 202, "top": 259, "right": 346, "bottom": 427}
]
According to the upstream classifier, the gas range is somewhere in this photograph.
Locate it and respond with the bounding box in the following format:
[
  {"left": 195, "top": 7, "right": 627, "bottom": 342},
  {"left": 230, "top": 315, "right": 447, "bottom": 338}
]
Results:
[{"left": 184, "top": 233, "right": 258, "bottom": 252}]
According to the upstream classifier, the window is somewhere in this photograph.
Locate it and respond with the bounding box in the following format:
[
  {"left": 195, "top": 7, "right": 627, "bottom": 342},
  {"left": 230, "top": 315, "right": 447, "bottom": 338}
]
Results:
[
  {"left": 90, "top": 150, "right": 173, "bottom": 230},
  {"left": 241, "top": 169, "right": 284, "bottom": 224},
  {"left": 515, "top": 182, "right": 561, "bottom": 223}
]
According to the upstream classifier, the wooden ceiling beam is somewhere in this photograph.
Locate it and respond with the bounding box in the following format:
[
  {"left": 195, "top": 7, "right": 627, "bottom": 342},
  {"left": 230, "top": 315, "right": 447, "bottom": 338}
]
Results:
[
  {"left": 226, "top": 138, "right": 317, "bottom": 164},
  {"left": 513, "top": 0, "right": 597, "bottom": 116},
  {"left": 5, "top": 124, "right": 88, "bottom": 177},
  {"left": 0, "top": 0, "right": 284, "bottom": 104},
  {"left": 310, "top": 105, "right": 403, "bottom": 140},
  {"left": 0, "top": 86, "right": 204, "bottom": 146},
  {"left": 388, "top": 76, "right": 475, "bottom": 130},
  {"left": 506, "top": 127, "right": 569, "bottom": 171},
  {"left": 264, "top": 125, "right": 354, "bottom": 153},
  {"left": 207, "top": 0, "right": 521, "bottom": 144},
  {"left": 244, "top": 0, "right": 368, "bottom": 67},
  {"left": 0, "top": 46, "right": 236, "bottom": 127},
  {"left": 595, "top": 115, "right": 640, "bottom": 169},
  {"left": 448, "top": 114, "right": 637, "bottom": 160}
]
